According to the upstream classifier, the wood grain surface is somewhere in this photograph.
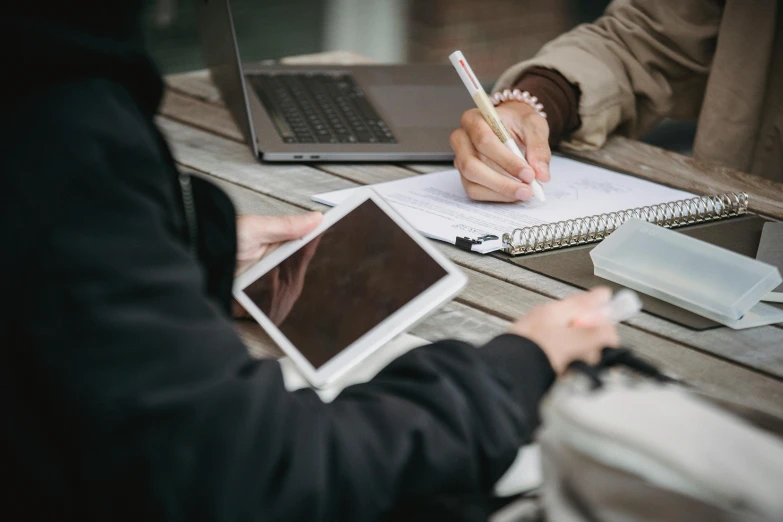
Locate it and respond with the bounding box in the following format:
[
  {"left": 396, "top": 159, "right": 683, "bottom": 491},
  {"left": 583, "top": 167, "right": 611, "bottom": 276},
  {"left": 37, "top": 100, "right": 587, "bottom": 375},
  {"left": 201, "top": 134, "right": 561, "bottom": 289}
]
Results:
[{"left": 162, "top": 69, "right": 783, "bottom": 417}]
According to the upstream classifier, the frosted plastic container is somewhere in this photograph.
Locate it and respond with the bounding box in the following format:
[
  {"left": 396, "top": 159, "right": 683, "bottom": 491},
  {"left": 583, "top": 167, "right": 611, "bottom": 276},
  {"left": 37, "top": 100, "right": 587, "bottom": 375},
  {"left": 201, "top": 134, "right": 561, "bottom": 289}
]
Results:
[{"left": 590, "top": 218, "right": 782, "bottom": 321}]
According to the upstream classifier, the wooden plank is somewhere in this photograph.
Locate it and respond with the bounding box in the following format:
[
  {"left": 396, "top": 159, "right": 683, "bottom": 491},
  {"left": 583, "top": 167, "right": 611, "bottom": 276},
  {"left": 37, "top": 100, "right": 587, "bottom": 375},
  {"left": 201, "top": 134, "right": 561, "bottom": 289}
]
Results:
[
  {"left": 161, "top": 73, "right": 783, "bottom": 364},
  {"left": 215, "top": 175, "right": 506, "bottom": 356},
  {"left": 192, "top": 171, "right": 305, "bottom": 217},
  {"left": 315, "top": 163, "right": 416, "bottom": 185},
  {"left": 567, "top": 136, "right": 783, "bottom": 219},
  {"left": 163, "top": 72, "right": 456, "bottom": 183},
  {"left": 456, "top": 269, "right": 783, "bottom": 418},
  {"left": 405, "top": 163, "right": 453, "bottom": 174},
  {"left": 162, "top": 79, "right": 464, "bottom": 211},
  {"left": 163, "top": 72, "right": 464, "bottom": 183},
  {"left": 165, "top": 67, "right": 783, "bottom": 414},
  {"left": 438, "top": 242, "right": 783, "bottom": 379},
  {"left": 163, "top": 88, "right": 425, "bottom": 187},
  {"left": 237, "top": 305, "right": 783, "bottom": 416},
  {"left": 166, "top": 70, "right": 222, "bottom": 103},
  {"left": 318, "top": 156, "right": 783, "bottom": 349},
  {"left": 161, "top": 90, "right": 244, "bottom": 142},
  {"left": 257, "top": 152, "right": 783, "bottom": 353},
  {"left": 213, "top": 176, "right": 783, "bottom": 416},
  {"left": 162, "top": 116, "right": 783, "bottom": 379},
  {"left": 158, "top": 117, "right": 353, "bottom": 210},
  {"left": 165, "top": 69, "right": 783, "bottom": 221},
  {"left": 235, "top": 300, "right": 507, "bottom": 361},
  {"left": 207, "top": 176, "right": 509, "bottom": 348},
  {"left": 411, "top": 301, "right": 508, "bottom": 346}
]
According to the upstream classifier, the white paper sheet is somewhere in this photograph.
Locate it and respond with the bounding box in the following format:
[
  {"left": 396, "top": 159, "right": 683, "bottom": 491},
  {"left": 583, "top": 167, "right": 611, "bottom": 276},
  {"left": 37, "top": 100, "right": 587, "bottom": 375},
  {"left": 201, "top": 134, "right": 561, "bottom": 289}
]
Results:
[{"left": 313, "top": 156, "right": 695, "bottom": 254}]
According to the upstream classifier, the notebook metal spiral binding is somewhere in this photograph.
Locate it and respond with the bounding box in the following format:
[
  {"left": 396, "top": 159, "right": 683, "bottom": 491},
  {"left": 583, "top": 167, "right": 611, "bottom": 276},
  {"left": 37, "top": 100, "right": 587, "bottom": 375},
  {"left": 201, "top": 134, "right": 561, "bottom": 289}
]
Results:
[{"left": 502, "top": 192, "right": 749, "bottom": 256}]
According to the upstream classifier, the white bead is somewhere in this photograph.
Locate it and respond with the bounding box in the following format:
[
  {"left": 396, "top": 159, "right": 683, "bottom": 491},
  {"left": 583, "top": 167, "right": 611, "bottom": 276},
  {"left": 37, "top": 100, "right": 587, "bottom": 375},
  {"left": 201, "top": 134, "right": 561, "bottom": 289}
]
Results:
[{"left": 488, "top": 90, "right": 547, "bottom": 119}]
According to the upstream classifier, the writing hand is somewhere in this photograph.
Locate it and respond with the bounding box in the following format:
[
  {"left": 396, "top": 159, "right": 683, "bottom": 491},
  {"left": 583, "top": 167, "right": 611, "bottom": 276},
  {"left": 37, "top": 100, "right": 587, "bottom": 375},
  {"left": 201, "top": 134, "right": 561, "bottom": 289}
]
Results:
[{"left": 450, "top": 103, "right": 551, "bottom": 202}]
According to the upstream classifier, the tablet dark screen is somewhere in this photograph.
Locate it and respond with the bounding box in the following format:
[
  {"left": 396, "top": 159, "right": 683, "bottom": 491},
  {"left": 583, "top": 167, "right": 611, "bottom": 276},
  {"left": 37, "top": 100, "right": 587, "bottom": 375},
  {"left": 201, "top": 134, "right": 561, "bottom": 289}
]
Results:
[{"left": 242, "top": 199, "right": 448, "bottom": 369}]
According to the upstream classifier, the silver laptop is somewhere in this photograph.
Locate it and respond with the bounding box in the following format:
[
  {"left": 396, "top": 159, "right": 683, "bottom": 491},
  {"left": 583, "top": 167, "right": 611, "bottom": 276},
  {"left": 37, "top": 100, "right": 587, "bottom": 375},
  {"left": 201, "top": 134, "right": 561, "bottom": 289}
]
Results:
[{"left": 195, "top": 0, "right": 473, "bottom": 162}]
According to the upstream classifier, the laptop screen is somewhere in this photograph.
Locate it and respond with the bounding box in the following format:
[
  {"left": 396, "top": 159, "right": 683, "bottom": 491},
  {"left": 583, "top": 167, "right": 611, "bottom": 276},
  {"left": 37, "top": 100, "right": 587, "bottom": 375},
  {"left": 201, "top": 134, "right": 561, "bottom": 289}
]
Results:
[{"left": 195, "top": 0, "right": 258, "bottom": 155}]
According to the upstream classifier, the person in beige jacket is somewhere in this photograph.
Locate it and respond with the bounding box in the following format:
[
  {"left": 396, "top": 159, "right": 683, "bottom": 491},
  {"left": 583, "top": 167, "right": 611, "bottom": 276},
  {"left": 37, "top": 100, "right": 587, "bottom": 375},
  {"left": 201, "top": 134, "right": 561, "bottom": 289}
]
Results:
[{"left": 451, "top": 0, "right": 782, "bottom": 202}]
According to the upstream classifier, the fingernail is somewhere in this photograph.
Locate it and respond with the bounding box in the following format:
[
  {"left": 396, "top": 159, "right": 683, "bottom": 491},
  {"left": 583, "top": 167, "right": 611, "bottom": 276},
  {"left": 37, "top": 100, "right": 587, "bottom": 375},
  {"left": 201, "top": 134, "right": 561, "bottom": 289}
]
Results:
[
  {"left": 515, "top": 185, "right": 531, "bottom": 201},
  {"left": 518, "top": 167, "right": 535, "bottom": 183},
  {"left": 537, "top": 162, "right": 550, "bottom": 182}
]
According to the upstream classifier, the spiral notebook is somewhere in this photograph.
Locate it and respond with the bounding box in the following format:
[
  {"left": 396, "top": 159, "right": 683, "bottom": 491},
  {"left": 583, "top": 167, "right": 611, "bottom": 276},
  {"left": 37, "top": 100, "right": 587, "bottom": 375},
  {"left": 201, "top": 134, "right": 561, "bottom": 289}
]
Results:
[{"left": 313, "top": 156, "right": 749, "bottom": 256}]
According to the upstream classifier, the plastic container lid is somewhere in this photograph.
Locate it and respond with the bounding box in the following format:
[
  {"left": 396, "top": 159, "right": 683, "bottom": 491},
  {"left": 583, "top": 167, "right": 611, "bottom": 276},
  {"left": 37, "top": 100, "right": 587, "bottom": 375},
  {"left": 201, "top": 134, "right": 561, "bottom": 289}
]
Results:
[{"left": 590, "top": 218, "right": 782, "bottom": 320}]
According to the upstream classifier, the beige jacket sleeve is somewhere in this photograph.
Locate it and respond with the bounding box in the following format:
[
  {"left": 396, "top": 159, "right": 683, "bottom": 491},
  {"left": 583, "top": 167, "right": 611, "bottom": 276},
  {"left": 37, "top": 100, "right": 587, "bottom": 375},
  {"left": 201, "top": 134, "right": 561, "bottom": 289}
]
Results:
[{"left": 495, "top": 0, "right": 723, "bottom": 150}]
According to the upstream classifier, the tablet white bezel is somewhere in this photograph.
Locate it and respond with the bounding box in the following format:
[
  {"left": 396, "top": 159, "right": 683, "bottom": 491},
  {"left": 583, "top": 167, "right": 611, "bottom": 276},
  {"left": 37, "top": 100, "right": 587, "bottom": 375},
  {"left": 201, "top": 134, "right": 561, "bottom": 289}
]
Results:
[{"left": 233, "top": 189, "right": 467, "bottom": 388}]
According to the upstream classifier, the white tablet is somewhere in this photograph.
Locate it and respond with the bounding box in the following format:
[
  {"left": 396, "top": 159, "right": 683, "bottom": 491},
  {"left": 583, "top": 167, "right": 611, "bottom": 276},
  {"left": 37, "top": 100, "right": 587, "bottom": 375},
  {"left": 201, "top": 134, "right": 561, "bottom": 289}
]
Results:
[{"left": 233, "top": 190, "right": 467, "bottom": 388}]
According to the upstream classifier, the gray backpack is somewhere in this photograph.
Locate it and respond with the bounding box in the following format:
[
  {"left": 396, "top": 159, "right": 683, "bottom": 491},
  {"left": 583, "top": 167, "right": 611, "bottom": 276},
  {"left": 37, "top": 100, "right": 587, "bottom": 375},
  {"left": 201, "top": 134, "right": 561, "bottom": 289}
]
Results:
[{"left": 494, "top": 350, "right": 783, "bottom": 522}]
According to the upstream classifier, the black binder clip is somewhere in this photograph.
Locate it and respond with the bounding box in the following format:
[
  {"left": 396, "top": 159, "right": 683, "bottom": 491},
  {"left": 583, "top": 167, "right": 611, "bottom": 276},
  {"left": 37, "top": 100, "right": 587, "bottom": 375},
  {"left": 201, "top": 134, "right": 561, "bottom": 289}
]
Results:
[
  {"left": 455, "top": 237, "right": 479, "bottom": 250},
  {"left": 455, "top": 235, "right": 499, "bottom": 252}
]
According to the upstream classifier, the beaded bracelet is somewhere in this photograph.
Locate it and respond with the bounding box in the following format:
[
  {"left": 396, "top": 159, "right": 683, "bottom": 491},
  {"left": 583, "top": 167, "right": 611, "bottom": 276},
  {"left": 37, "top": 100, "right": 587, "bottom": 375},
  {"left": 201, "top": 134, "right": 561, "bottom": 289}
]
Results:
[{"left": 490, "top": 89, "right": 547, "bottom": 119}]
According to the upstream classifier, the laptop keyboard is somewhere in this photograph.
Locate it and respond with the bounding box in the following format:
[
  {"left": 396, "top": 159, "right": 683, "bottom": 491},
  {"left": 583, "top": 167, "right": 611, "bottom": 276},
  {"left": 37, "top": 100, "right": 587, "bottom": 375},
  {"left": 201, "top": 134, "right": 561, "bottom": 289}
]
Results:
[{"left": 248, "top": 73, "right": 397, "bottom": 145}]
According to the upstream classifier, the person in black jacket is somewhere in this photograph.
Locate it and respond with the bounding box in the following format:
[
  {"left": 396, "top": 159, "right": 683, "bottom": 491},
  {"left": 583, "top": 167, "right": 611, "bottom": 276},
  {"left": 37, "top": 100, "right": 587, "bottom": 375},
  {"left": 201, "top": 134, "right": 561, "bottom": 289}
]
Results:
[{"left": 0, "top": 3, "right": 619, "bottom": 521}]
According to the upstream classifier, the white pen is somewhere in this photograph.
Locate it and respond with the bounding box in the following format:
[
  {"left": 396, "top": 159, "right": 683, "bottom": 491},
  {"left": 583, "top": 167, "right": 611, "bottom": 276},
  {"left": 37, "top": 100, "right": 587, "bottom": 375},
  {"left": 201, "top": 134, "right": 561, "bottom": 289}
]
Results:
[
  {"left": 573, "top": 289, "right": 643, "bottom": 327},
  {"left": 449, "top": 50, "right": 546, "bottom": 203}
]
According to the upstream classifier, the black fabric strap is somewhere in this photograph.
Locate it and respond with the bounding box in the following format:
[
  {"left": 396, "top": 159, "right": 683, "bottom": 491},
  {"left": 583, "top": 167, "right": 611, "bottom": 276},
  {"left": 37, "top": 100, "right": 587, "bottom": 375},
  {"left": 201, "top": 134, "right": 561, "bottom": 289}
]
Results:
[{"left": 568, "top": 348, "right": 681, "bottom": 389}]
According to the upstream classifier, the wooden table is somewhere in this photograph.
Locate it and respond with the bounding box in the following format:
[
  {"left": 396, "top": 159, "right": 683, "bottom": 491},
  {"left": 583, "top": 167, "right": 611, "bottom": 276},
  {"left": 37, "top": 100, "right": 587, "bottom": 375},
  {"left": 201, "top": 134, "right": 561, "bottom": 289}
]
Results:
[{"left": 160, "top": 64, "right": 783, "bottom": 419}]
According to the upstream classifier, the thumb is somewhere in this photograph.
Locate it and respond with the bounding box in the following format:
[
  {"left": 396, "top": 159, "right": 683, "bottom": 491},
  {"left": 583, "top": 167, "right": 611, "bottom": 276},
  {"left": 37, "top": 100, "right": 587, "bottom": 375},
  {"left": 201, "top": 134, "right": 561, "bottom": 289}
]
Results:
[{"left": 247, "top": 212, "right": 323, "bottom": 244}]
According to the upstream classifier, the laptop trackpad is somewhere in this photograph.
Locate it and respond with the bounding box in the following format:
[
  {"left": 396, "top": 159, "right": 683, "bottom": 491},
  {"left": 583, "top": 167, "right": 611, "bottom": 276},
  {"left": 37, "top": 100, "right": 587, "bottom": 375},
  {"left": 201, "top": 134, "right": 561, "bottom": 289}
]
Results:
[{"left": 368, "top": 85, "right": 466, "bottom": 129}]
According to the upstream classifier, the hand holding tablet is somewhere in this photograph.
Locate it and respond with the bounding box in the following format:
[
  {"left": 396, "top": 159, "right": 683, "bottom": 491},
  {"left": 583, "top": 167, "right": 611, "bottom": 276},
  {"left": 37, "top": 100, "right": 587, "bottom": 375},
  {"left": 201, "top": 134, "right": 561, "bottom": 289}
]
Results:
[{"left": 233, "top": 190, "right": 467, "bottom": 388}]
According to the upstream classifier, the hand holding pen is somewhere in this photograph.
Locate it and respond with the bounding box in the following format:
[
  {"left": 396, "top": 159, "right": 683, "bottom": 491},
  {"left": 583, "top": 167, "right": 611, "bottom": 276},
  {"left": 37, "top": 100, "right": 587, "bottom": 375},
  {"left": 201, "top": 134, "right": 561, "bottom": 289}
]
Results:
[
  {"left": 449, "top": 50, "right": 550, "bottom": 203},
  {"left": 508, "top": 288, "right": 642, "bottom": 375}
]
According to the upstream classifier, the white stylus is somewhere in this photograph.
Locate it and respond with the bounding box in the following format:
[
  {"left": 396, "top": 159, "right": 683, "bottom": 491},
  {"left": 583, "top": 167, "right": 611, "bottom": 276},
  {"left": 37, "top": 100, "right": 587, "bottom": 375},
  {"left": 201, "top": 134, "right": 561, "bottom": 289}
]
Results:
[{"left": 449, "top": 50, "right": 546, "bottom": 203}]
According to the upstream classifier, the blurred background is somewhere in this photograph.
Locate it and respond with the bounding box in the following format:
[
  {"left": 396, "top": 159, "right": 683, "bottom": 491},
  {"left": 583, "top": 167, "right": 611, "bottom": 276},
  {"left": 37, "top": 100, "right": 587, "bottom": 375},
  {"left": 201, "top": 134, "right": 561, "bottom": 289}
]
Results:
[{"left": 144, "top": 0, "right": 696, "bottom": 154}]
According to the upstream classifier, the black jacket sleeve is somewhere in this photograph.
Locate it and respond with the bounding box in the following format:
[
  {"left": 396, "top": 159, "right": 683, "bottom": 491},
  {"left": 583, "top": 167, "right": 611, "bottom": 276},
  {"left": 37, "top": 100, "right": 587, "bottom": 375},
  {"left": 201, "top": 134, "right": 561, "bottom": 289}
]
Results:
[{"left": 18, "top": 107, "right": 555, "bottom": 522}]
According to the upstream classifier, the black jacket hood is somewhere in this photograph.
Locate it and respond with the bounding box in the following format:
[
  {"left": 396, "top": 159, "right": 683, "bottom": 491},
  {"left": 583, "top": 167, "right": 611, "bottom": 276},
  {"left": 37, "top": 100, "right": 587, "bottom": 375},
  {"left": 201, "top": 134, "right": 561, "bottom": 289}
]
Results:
[{"left": 3, "top": 2, "right": 163, "bottom": 115}]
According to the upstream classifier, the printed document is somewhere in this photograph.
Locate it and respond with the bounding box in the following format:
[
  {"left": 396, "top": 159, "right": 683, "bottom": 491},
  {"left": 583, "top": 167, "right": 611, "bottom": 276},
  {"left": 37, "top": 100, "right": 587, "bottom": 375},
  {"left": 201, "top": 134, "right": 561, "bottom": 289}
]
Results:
[{"left": 313, "top": 156, "right": 695, "bottom": 253}]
